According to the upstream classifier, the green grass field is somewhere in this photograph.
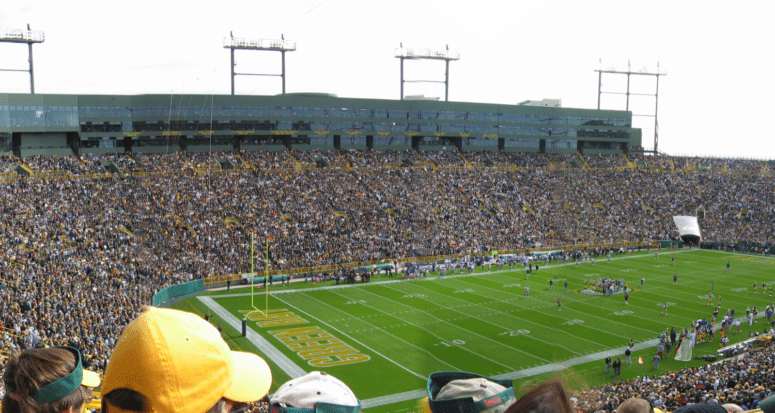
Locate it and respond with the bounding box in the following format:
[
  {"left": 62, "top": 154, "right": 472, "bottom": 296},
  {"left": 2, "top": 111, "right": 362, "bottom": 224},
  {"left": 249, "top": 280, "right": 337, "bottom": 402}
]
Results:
[{"left": 174, "top": 249, "right": 775, "bottom": 413}]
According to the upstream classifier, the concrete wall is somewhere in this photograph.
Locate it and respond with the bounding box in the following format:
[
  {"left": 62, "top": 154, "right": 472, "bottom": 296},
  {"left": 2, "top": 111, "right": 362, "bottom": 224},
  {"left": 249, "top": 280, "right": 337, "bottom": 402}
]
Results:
[
  {"left": 187, "top": 145, "right": 232, "bottom": 153},
  {"left": 241, "top": 145, "right": 286, "bottom": 152},
  {"left": 81, "top": 147, "right": 124, "bottom": 155}
]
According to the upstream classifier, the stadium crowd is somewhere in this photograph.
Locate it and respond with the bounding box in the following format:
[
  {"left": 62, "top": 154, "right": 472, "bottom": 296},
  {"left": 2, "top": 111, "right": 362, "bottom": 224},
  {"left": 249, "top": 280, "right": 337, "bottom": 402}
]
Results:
[
  {"left": 2, "top": 149, "right": 775, "bottom": 412},
  {"left": 571, "top": 340, "right": 775, "bottom": 412}
]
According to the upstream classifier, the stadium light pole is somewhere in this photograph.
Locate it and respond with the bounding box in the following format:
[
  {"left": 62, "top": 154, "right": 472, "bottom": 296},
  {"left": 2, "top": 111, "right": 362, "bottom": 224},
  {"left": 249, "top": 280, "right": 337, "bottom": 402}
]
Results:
[
  {"left": 396, "top": 45, "right": 460, "bottom": 101},
  {"left": 595, "top": 61, "right": 666, "bottom": 153},
  {"left": 223, "top": 33, "right": 296, "bottom": 95},
  {"left": 0, "top": 25, "right": 45, "bottom": 94}
]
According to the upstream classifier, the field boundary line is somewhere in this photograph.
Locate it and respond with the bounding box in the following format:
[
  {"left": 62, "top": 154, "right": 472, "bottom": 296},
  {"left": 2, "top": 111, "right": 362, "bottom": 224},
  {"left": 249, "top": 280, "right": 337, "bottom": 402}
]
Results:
[
  {"left": 197, "top": 296, "right": 307, "bottom": 378},
  {"left": 272, "top": 293, "right": 429, "bottom": 381},
  {"left": 209, "top": 250, "right": 696, "bottom": 299},
  {"left": 290, "top": 291, "right": 463, "bottom": 371},
  {"left": 389, "top": 281, "right": 616, "bottom": 351},
  {"left": 328, "top": 288, "right": 529, "bottom": 368},
  {"left": 378, "top": 282, "right": 588, "bottom": 356}
]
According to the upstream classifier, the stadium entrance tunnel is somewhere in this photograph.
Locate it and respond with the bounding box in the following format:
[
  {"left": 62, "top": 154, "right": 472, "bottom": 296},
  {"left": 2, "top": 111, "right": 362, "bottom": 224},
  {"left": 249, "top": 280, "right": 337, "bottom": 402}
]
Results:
[{"left": 680, "top": 235, "right": 700, "bottom": 247}]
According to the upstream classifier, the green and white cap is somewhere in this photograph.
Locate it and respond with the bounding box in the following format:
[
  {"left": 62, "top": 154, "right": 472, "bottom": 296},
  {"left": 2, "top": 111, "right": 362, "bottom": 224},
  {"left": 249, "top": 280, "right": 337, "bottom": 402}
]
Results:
[{"left": 427, "top": 372, "right": 516, "bottom": 413}]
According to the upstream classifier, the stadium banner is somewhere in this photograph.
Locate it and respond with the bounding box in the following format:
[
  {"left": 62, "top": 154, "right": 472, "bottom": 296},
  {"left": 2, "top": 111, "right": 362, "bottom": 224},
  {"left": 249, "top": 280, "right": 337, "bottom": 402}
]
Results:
[
  {"left": 672, "top": 216, "right": 702, "bottom": 240},
  {"left": 532, "top": 250, "right": 563, "bottom": 257}
]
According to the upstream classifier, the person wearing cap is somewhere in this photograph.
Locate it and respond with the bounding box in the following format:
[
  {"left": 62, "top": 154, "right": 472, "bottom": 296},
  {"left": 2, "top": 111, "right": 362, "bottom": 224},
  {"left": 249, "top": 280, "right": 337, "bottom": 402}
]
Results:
[
  {"left": 2, "top": 346, "right": 101, "bottom": 413},
  {"left": 100, "top": 307, "right": 272, "bottom": 413},
  {"left": 268, "top": 371, "right": 361, "bottom": 413},
  {"left": 425, "top": 372, "right": 516, "bottom": 413}
]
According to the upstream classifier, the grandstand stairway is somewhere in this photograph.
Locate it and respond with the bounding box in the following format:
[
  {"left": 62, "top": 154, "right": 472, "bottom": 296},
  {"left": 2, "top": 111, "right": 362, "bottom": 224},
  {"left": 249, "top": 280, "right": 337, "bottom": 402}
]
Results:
[
  {"left": 117, "top": 226, "right": 136, "bottom": 239},
  {"left": 577, "top": 152, "right": 591, "bottom": 169}
]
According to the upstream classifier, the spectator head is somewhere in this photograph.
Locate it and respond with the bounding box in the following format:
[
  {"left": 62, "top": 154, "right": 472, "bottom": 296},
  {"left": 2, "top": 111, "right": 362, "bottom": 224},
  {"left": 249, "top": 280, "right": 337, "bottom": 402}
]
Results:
[
  {"left": 2, "top": 346, "right": 101, "bottom": 413},
  {"left": 269, "top": 371, "right": 360, "bottom": 413},
  {"left": 100, "top": 307, "right": 272, "bottom": 413},
  {"left": 425, "top": 372, "right": 516, "bottom": 413},
  {"left": 672, "top": 404, "right": 727, "bottom": 413},
  {"left": 618, "top": 397, "right": 659, "bottom": 413},
  {"left": 760, "top": 394, "right": 775, "bottom": 413},
  {"left": 504, "top": 379, "right": 572, "bottom": 413}
]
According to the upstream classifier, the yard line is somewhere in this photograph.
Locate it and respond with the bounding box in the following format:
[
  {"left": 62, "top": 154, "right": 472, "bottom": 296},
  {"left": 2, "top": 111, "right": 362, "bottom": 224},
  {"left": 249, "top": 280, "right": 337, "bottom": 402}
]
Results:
[
  {"left": 389, "top": 281, "right": 611, "bottom": 350},
  {"left": 455, "top": 274, "right": 660, "bottom": 336},
  {"left": 197, "top": 296, "right": 307, "bottom": 378},
  {"left": 292, "top": 293, "right": 462, "bottom": 371},
  {"left": 341, "top": 287, "right": 546, "bottom": 366},
  {"left": 272, "top": 293, "right": 427, "bottom": 380},
  {"left": 380, "top": 282, "right": 587, "bottom": 355}
]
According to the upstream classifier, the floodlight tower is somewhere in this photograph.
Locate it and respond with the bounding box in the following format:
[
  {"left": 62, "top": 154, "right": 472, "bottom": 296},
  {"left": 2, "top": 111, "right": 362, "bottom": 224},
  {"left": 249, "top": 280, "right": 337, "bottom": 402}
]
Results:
[
  {"left": 595, "top": 61, "right": 666, "bottom": 153},
  {"left": 396, "top": 45, "right": 460, "bottom": 101},
  {"left": 223, "top": 32, "right": 296, "bottom": 95},
  {"left": 0, "top": 24, "right": 45, "bottom": 94}
]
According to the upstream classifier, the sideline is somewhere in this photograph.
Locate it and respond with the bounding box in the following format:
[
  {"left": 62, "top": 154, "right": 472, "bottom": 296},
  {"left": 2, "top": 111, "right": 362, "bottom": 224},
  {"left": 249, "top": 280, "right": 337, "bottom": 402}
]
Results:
[
  {"left": 200, "top": 249, "right": 728, "bottom": 409},
  {"left": 211, "top": 249, "right": 698, "bottom": 299},
  {"left": 197, "top": 296, "right": 306, "bottom": 378}
]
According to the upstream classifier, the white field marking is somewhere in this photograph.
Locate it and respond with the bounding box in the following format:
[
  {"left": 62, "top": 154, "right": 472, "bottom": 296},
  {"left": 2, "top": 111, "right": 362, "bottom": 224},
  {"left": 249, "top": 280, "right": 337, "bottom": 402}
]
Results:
[
  {"left": 197, "top": 296, "right": 306, "bottom": 378},
  {"left": 617, "top": 261, "right": 766, "bottom": 310},
  {"left": 334, "top": 287, "right": 529, "bottom": 368},
  {"left": 491, "top": 263, "right": 734, "bottom": 320},
  {"left": 272, "top": 293, "right": 429, "bottom": 380},
  {"left": 360, "top": 390, "right": 427, "bottom": 410},
  {"left": 381, "top": 282, "right": 593, "bottom": 355},
  {"left": 447, "top": 275, "right": 659, "bottom": 336},
  {"left": 404, "top": 281, "right": 629, "bottom": 343},
  {"left": 209, "top": 249, "right": 695, "bottom": 300}
]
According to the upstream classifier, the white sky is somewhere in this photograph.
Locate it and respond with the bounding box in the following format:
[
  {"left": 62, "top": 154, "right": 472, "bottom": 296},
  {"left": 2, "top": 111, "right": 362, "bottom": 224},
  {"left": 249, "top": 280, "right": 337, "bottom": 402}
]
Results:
[{"left": 2, "top": 0, "right": 773, "bottom": 158}]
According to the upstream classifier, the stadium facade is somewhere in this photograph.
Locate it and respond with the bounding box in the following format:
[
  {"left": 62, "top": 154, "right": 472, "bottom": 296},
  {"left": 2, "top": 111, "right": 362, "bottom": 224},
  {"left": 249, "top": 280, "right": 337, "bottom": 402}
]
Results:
[{"left": 0, "top": 92, "right": 640, "bottom": 156}]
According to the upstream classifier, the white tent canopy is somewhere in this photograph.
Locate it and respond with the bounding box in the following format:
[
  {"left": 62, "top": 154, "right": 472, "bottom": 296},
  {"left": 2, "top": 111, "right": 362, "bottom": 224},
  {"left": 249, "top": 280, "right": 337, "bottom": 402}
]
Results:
[{"left": 673, "top": 216, "right": 702, "bottom": 241}]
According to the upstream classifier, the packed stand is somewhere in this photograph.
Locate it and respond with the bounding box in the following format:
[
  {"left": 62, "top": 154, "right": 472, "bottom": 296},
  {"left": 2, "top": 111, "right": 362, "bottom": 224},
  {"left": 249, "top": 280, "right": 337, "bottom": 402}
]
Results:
[
  {"left": 0, "top": 154, "right": 22, "bottom": 174},
  {"left": 291, "top": 149, "right": 348, "bottom": 169},
  {"left": 132, "top": 152, "right": 191, "bottom": 172},
  {"left": 585, "top": 153, "right": 628, "bottom": 169},
  {"left": 24, "top": 154, "right": 92, "bottom": 175},
  {"left": 462, "top": 150, "right": 506, "bottom": 167},
  {"left": 80, "top": 152, "right": 142, "bottom": 173},
  {"left": 570, "top": 340, "right": 775, "bottom": 412},
  {"left": 505, "top": 152, "right": 549, "bottom": 168},
  {"left": 546, "top": 153, "right": 580, "bottom": 168},
  {"left": 630, "top": 153, "right": 675, "bottom": 170},
  {"left": 240, "top": 149, "right": 296, "bottom": 170},
  {"left": 2, "top": 151, "right": 775, "bottom": 383},
  {"left": 422, "top": 150, "right": 467, "bottom": 167}
]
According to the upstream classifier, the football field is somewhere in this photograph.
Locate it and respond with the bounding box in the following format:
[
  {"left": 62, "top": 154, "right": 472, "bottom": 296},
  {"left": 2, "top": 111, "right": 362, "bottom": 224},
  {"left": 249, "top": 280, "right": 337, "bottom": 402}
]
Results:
[{"left": 176, "top": 249, "right": 775, "bottom": 412}]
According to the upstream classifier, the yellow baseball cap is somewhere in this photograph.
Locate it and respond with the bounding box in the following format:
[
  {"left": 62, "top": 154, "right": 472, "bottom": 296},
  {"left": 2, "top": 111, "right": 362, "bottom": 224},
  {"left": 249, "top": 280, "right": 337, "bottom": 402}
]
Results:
[{"left": 102, "top": 307, "right": 272, "bottom": 412}]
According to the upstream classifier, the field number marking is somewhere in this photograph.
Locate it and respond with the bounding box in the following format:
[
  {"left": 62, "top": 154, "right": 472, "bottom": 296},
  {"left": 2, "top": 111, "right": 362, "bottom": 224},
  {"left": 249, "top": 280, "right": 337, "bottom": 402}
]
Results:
[
  {"left": 611, "top": 310, "right": 633, "bottom": 316},
  {"left": 562, "top": 319, "right": 584, "bottom": 326},
  {"left": 435, "top": 340, "right": 466, "bottom": 347},
  {"left": 344, "top": 300, "right": 367, "bottom": 305},
  {"left": 499, "top": 330, "right": 530, "bottom": 337},
  {"left": 453, "top": 289, "right": 475, "bottom": 294}
]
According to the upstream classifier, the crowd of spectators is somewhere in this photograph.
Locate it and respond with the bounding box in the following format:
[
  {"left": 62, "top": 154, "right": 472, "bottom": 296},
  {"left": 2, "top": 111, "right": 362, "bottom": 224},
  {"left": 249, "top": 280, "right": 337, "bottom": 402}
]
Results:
[
  {"left": 80, "top": 153, "right": 142, "bottom": 173},
  {"left": 240, "top": 149, "right": 296, "bottom": 170},
  {"left": 2, "top": 149, "right": 775, "bottom": 390},
  {"left": 571, "top": 340, "right": 775, "bottom": 412},
  {"left": 586, "top": 153, "right": 629, "bottom": 169},
  {"left": 422, "top": 150, "right": 467, "bottom": 167},
  {"left": 24, "top": 155, "right": 91, "bottom": 175}
]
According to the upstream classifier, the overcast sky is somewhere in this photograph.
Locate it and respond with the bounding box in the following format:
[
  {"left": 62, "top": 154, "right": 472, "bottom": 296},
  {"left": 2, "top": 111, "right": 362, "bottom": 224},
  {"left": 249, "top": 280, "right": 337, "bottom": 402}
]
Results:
[{"left": 2, "top": 1, "right": 773, "bottom": 158}]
